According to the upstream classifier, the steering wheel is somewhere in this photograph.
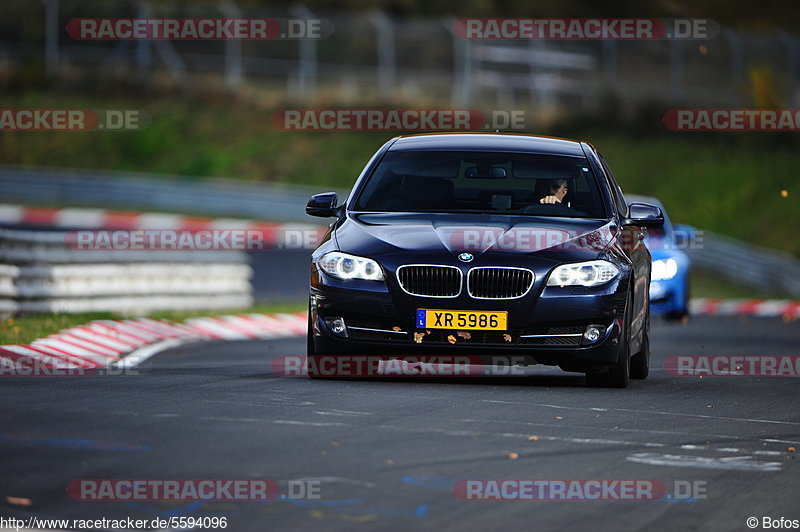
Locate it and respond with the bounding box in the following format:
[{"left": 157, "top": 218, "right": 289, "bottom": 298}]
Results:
[{"left": 522, "top": 202, "right": 576, "bottom": 215}]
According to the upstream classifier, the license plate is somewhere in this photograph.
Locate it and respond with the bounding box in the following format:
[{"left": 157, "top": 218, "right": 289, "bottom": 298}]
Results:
[{"left": 416, "top": 309, "right": 507, "bottom": 331}]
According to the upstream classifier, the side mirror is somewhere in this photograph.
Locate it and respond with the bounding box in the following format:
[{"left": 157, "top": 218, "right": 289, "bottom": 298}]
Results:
[
  {"left": 625, "top": 202, "right": 664, "bottom": 227},
  {"left": 306, "top": 192, "right": 340, "bottom": 218}
]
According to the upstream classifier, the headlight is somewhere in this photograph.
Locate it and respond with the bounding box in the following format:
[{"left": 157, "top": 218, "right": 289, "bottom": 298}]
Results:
[
  {"left": 651, "top": 258, "right": 678, "bottom": 281},
  {"left": 546, "top": 260, "right": 620, "bottom": 287},
  {"left": 318, "top": 252, "right": 384, "bottom": 281}
]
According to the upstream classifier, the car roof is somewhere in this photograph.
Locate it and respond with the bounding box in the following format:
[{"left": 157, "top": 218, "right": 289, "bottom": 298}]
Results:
[{"left": 388, "top": 133, "right": 588, "bottom": 157}]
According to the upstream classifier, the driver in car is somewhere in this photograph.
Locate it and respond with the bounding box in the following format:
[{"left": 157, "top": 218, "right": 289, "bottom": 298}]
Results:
[{"left": 538, "top": 178, "right": 568, "bottom": 204}]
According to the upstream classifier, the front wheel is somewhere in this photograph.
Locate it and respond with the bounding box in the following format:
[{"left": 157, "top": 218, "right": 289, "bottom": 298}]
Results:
[
  {"left": 306, "top": 309, "right": 325, "bottom": 379},
  {"left": 630, "top": 312, "right": 650, "bottom": 380},
  {"left": 586, "top": 294, "right": 631, "bottom": 388}
]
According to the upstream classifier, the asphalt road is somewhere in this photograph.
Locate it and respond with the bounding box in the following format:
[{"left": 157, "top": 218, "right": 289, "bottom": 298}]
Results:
[
  {"left": 2, "top": 315, "right": 799, "bottom": 532},
  {"left": 249, "top": 250, "right": 311, "bottom": 302}
]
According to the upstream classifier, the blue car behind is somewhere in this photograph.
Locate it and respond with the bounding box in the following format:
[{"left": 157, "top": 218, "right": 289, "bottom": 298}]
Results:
[{"left": 628, "top": 195, "right": 692, "bottom": 320}]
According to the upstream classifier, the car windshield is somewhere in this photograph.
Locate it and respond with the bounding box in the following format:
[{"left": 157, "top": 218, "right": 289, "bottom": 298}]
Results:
[{"left": 354, "top": 150, "right": 607, "bottom": 218}]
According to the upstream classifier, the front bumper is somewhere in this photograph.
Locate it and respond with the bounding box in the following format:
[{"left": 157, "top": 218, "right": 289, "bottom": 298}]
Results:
[
  {"left": 310, "top": 272, "right": 628, "bottom": 372},
  {"left": 649, "top": 279, "right": 687, "bottom": 315}
]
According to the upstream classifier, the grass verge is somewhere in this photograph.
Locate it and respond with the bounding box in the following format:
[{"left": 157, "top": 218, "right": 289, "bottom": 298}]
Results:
[{"left": 689, "top": 270, "right": 783, "bottom": 300}]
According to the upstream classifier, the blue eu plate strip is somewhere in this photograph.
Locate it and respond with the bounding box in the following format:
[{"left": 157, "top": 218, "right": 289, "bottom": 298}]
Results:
[{"left": 416, "top": 309, "right": 426, "bottom": 328}]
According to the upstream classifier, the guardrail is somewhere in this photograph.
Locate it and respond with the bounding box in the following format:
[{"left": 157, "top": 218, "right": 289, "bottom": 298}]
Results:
[
  {"left": 0, "top": 264, "right": 20, "bottom": 316},
  {"left": 0, "top": 228, "right": 253, "bottom": 315},
  {"left": 0, "top": 227, "right": 250, "bottom": 263},
  {"left": 3, "top": 163, "right": 800, "bottom": 302},
  {"left": 685, "top": 230, "right": 800, "bottom": 298},
  {"left": 0, "top": 203, "right": 327, "bottom": 305},
  {"left": 0, "top": 165, "right": 347, "bottom": 223}
]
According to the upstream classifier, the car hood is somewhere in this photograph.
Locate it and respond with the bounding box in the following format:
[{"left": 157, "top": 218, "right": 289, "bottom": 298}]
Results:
[{"left": 335, "top": 213, "right": 615, "bottom": 257}]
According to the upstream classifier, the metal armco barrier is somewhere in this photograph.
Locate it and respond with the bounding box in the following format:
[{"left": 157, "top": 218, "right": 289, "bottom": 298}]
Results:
[
  {"left": 0, "top": 165, "right": 347, "bottom": 222},
  {"left": 3, "top": 164, "right": 800, "bottom": 302},
  {"left": 0, "top": 229, "right": 253, "bottom": 315},
  {"left": 685, "top": 230, "right": 800, "bottom": 298},
  {"left": 0, "top": 227, "right": 249, "bottom": 263},
  {"left": 0, "top": 264, "right": 20, "bottom": 316}
]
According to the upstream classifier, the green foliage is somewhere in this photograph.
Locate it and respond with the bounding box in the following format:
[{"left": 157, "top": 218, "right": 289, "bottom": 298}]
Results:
[
  {"left": 596, "top": 136, "right": 798, "bottom": 256},
  {"left": 0, "top": 89, "right": 797, "bottom": 257}
]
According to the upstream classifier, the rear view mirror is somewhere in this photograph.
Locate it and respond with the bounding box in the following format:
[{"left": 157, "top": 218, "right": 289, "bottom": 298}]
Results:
[
  {"left": 306, "top": 192, "right": 340, "bottom": 218},
  {"left": 465, "top": 166, "right": 507, "bottom": 178},
  {"left": 625, "top": 202, "right": 664, "bottom": 227}
]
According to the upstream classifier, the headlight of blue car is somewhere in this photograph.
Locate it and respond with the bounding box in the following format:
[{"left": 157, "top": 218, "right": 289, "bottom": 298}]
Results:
[{"left": 651, "top": 258, "right": 678, "bottom": 281}]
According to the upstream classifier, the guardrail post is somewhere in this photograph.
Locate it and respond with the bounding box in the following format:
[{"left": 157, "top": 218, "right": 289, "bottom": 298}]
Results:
[
  {"left": 221, "top": 0, "right": 244, "bottom": 90},
  {"left": 779, "top": 32, "right": 799, "bottom": 107},
  {"left": 41, "top": 0, "right": 59, "bottom": 79},
  {"left": 136, "top": 2, "right": 152, "bottom": 81},
  {"left": 447, "top": 18, "right": 472, "bottom": 107},
  {"left": 722, "top": 28, "right": 744, "bottom": 106},
  {"left": 131, "top": 1, "right": 188, "bottom": 86},
  {"left": 292, "top": 4, "right": 317, "bottom": 101},
  {"left": 368, "top": 10, "right": 396, "bottom": 102},
  {"left": 529, "top": 40, "right": 556, "bottom": 111},
  {"left": 602, "top": 39, "right": 618, "bottom": 94},
  {"left": 669, "top": 39, "right": 684, "bottom": 104}
]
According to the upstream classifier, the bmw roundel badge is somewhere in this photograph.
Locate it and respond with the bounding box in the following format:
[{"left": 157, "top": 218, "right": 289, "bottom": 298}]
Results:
[{"left": 458, "top": 252, "right": 474, "bottom": 263}]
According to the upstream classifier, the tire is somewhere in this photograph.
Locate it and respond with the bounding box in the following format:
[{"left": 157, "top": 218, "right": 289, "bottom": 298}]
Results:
[
  {"left": 665, "top": 278, "right": 690, "bottom": 322},
  {"left": 586, "top": 293, "right": 631, "bottom": 388},
  {"left": 306, "top": 308, "right": 325, "bottom": 379},
  {"left": 665, "top": 306, "right": 689, "bottom": 322},
  {"left": 306, "top": 310, "right": 314, "bottom": 357},
  {"left": 630, "top": 311, "right": 650, "bottom": 380}
]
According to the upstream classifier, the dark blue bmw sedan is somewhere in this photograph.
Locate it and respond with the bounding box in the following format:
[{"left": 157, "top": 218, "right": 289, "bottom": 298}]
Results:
[{"left": 305, "top": 133, "right": 664, "bottom": 388}]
